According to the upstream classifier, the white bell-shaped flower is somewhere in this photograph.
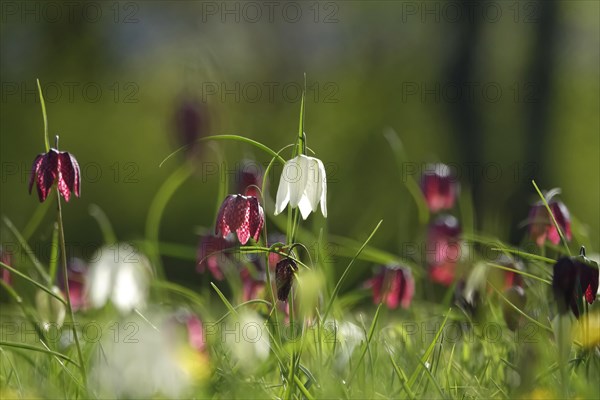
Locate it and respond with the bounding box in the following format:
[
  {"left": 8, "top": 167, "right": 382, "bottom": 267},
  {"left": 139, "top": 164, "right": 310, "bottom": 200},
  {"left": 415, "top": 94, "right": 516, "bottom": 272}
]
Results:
[
  {"left": 85, "top": 243, "right": 151, "bottom": 315},
  {"left": 274, "top": 154, "right": 327, "bottom": 219}
]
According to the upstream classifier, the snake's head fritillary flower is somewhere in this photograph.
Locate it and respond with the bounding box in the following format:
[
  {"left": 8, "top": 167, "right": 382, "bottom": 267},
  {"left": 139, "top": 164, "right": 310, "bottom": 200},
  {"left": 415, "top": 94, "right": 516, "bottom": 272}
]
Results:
[
  {"left": 196, "top": 234, "right": 235, "bottom": 280},
  {"left": 29, "top": 148, "right": 81, "bottom": 202},
  {"left": 173, "top": 97, "right": 211, "bottom": 154},
  {"left": 420, "top": 163, "right": 459, "bottom": 213},
  {"left": 367, "top": 265, "right": 415, "bottom": 309},
  {"left": 59, "top": 258, "right": 87, "bottom": 311},
  {"left": 84, "top": 243, "right": 152, "bottom": 315},
  {"left": 528, "top": 192, "right": 571, "bottom": 247},
  {"left": 275, "top": 257, "right": 297, "bottom": 302},
  {"left": 427, "top": 214, "right": 462, "bottom": 286},
  {"left": 215, "top": 195, "right": 264, "bottom": 245},
  {"left": 552, "top": 247, "right": 599, "bottom": 318},
  {"left": 274, "top": 154, "right": 327, "bottom": 220},
  {"left": 240, "top": 266, "right": 265, "bottom": 302}
]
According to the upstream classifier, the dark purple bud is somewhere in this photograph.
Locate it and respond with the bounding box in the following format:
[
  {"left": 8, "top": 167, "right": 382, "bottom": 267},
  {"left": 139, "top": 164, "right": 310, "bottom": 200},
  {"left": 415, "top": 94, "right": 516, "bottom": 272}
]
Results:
[
  {"left": 275, "top": 258, "right": 297, "bottom": 302},
  {"left": 173, "top": 97, "right": 211, "bottom": 154},
  {"left": 420, "top": 163, "right": 459, "bottom": 213},
  {"left": 552, "top": 248, "right": 599, "bottom": 318}
]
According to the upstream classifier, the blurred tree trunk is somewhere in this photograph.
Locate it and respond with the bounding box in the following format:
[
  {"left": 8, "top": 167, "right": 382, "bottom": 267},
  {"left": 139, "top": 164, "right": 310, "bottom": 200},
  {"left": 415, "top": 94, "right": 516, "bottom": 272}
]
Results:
[
  {"left": 508, "top": 0, "right": 558, "bottom": 244},
  {"left": 447, "top": 0, "right": 558, "bottom": 243}
]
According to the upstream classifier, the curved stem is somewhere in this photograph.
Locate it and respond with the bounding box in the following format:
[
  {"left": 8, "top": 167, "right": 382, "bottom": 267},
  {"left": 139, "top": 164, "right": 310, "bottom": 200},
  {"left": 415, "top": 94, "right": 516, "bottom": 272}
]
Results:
[
  {"left": 160, "top": 135, "right": 285, "bottom": 168},
  {"left": 145, "top": 164, "right": 192, "bottom": 280}
]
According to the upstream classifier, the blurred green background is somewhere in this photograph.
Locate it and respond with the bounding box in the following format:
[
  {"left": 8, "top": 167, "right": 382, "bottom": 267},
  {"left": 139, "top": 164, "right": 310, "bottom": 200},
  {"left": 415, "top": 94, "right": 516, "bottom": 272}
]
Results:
[{"left": 1, "top": 1, "right": 598, "bottom": 281}]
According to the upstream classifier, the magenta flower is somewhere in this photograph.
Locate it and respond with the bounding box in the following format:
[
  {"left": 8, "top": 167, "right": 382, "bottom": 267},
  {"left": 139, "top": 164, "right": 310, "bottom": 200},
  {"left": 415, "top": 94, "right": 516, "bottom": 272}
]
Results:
[
  {"left": 186, "top": 314, "right": 206, "bottom": 352},
  {"left": 427, "top": 214, "right": 462, "bottom": 286},
  {"left": 420, "top": 164, "right": 459, "bottom": 213},
  {"left": 367, "top": 265, "right": 414, "bottom": 309},
  {"left": 59, "top": 258, "right": 87, "bottom": 311},
  {"left": 528, "top": 198, "right": 572, "bottom": 247},
  {"left": 29, "top": 148, "right": 81, "bottom": 202},
  {"left": 173, "top": 97, "right": 210, "bottom": 155},
  {"left": 240, "top": 266, "right": 265, "bottom": 302},
  {"left": 215, "top": 194, "right": 264, "bottom": 245},
  {"left": 197, "top": 235, "right": 235, "bottom": 280}
]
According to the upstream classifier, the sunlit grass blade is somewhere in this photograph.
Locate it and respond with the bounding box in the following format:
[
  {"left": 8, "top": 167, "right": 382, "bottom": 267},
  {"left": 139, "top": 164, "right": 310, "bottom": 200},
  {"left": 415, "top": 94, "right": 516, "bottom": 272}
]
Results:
[
  {"left": 328, "top": 233, "right": 423, "bottom": 277},
  {"left": 486, "top": 263, "right": 551, "bottom": 285},
  {"left": 389, "top": 351, "right": 416, "bottom": 400},
  {"left": 488, "top": 281, "right": 552, "bottom": 333},
  {"left": 384, "top": 129, "right": 429, "bottom": 225},
  {"left": 213, "top": 299, "right": 273, "bottom": 324},
  {"left": 0, "top": 262, "right": 65, "bottom": 305},
  {"left": 89, "top": 204, "right": 117, "bottom": 245},
  {"left": 322, "top": 220, "right": 383, "bottom": 321},
  {"left": 3, "top": 216, "right": 51, "bottom": 284},
  {"left": 211, "top": 282, "right": 238, "bottom": 317},
  {"left": 151, "top": 280, "right": 210, "bottom": 315},
  {"left": 294, "top": 375, "right": 314, "bottom": 400},
  {"left": 407, "top": 309, "right": 450, "bottom": 388},
  {"left": 36, "top": 78, "right": 50, "bottom": 152},
  {"left": 0, "top": 341, "right": 80, "bottom": 367},
  {"left": 48, "top": 223, "right": 59, "bottom": 282},
  {"left": 145, "top": 164, "right": 192, "bottom": 280},
  {"left": 22, "top": 199, "right": 51, "bottom": 241},
  {"left": 347, "top": 303, "right": 382, "bottom": 385}
]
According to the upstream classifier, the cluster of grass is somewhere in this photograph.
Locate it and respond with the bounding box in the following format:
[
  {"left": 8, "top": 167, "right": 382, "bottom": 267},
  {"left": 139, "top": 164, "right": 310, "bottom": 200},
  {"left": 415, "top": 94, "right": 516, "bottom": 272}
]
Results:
[{"left": 0, "top": 83, "right": 599, "bottom": 400}]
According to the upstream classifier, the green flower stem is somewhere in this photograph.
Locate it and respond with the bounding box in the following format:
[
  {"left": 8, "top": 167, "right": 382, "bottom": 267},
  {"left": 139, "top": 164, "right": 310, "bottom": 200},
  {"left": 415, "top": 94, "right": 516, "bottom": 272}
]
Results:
[{"left": 56, "top": 193, "right": 87, "bottom": 389}]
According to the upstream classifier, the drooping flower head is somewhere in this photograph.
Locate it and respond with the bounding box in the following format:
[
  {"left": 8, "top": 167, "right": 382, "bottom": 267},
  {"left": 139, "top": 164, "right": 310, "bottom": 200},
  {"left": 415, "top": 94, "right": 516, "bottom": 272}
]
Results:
[
  {"left": 491, "top": 254, "right": 525, "bottom": 290},
  {"left": 275, "top": 154, "right": 327, "bottom": 220},
  {"left": 552, "top": 247, "right": 599, "bottom": 318},
  {"left": 420, "top": 163, "right": 459, "bottom": 213},
  {"left": 196, "top": 234, "right": 235, "bottom": 280},
  {"left": 275, "top": 257, "right": 298, "bottom": 302},
  {"left": 84, "top": 243, "right": 152, "bottom": 315},
  {"left": 236, "top": 159, "right": 264, "bottom": 198},
  {"left": 29, "top": 147, "right": 81, "bottom": 202},
  {"left": 366, "top": 265, "right": 414, "bottom": 309},
  {"left": 528, "top": 191, "right": 571, "bottom": 247},
  {"left": 215, "top": 195, "right": 264, "bottom": 245},
  {"left": 173, "top": 96, "right": 211, "bottom": 155},
  {"left": 240, "top": 266, "right": 266, "bottom": 302},
  {"left": 59, "top": 257, "right": 87, "bottom": 311},
  {"left": 427, "top": 214, "right": 462, "bottom": 286}
]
